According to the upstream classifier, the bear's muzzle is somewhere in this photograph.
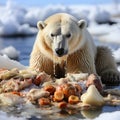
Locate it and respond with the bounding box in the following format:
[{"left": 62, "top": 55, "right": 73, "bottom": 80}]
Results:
[
  {"left": 53, "top": 35, "right": 68, "bottom": 57},
  {"left": 55, "top": 48, "right": 68, "bottom": 57}
]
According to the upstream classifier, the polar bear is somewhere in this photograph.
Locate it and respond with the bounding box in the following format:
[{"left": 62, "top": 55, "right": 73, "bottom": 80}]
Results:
[{"left": 30, "top": 13, "right": 120, "bottom": 85}]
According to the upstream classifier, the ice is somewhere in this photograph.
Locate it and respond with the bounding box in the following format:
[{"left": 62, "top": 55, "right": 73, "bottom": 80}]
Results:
[
  {"left": 0, "top": 46, "right": 19, "bottom": 60},
  {"left": 98, "top": 27, "right": 120, "bottom": 43},
  {"left": 0, "top": 19, "right": 18, "bottom": 36},
  {"left": 94, "top": 8, "right": 111, "bottom": 23},
  {"left": 24, "top": 8, "right": 42, "bottom": 27},
  {"left": 18, "top": 24, "right": 37, "bottom": 35},
  {"left": 118, "top": 66, "right": 120, "bottom": 71},
  {"left": 0, "top": 1, "right": 119, "bottom": 37},
  {"left": 0, "top": 0, "right": 37, "bottom": 36},
  {"left": 0, "top": 0, "right": 119, "bottom": 38},
  {"left": 113, "top": 47, "right": 120, "bottom": 63},
  {"left": 88, "top": 22, "right": 120, "bottom": 44},
  {"left": 88, "top": 23, "right": 112, "bottom": 36},
  {"left": 5, "top": 0, "right": 27, "bottom": 24},
  {"left": 94, "top": 111, "right": 120, "bottom": 120},
  {"left": 0, "top": 54, "right": 26, "bottom": 70},
  {"left": 0, "top": 111, "right": 26, "bottom": 120},
  {"left": 0, "top": 20, "right": 37, "bottom": 36}
]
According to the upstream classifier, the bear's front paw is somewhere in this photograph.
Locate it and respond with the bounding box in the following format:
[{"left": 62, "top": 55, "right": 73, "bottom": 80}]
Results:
[{"left": 101, "top": 70, "right": 120, "bottom": 85}]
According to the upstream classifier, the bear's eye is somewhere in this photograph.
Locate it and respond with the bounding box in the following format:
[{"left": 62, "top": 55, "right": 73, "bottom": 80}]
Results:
[
  {"left": 66, "top": 33, "right": 71, "bottom": 38},
  {"left": 51, "top": 33, "right": 55, "bottom": 37}
]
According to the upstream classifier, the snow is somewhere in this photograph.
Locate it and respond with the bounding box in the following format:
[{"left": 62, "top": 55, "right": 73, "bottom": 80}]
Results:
[
  {"left": 0, "top": 1, "right": 120, "bottom": 37},
  {"left": 0, "top": 54, "right": 26, "bottom": 70},
  {"left": 0, "top": 20, "right": 37, "bottom": 36},
  {"left": 113, "top": 48, "right": 120, "bottom": 63},
  {"left": 0, "top": 46, "right": 19, "bottom": 60},
  {"left": 88, "top": 23, "right": 112, "bottom": 36},
  {"left": 98, "top": 27, "right": 120, "bottom": 43},
  {"left": 87, "top": 22, "right": 120, "bottom": 43},
  {"left": 0, "top": 1, "right": 37, "bottom": 36},
  {"left": 94, "top": 9, "right": 111, "bottom": 23},
  {"left": 118, "top": 66, "right": 120, "bottom": 71},
  {"left": 0, "top": 111, "right": 26, "bottom": 120},
  {"left": 94, "top": 111, "right": 120, "bottom": 120}
]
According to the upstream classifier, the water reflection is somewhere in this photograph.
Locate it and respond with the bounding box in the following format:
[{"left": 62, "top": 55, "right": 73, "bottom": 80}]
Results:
[{"left": 81, "top": 109, "right": 102, "bottom": 119}]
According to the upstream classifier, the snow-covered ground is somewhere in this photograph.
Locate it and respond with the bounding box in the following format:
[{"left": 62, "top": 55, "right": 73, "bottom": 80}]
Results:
[
  {"left": 113, "top": 48, "right": 120, "bottom": 63},
  {"left": 0, "top": 0, "right": 120, "bottom": 38},
  {"left": 0, "top": 46, "right": 19, "bottom": 60},
  {"left": 0, "top": 54, "right": 26, "bottom": 70},
  {"left": 0, "top": 1, "right": 37, "bottom": 36},
  {"left": 94, "top": 111, "right": 120, "bottom": 120}
]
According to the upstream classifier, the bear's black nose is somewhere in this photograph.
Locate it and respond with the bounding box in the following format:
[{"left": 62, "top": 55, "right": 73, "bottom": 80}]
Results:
[{"left": 55, "top": 48, "right": 65, "bottom": 57}]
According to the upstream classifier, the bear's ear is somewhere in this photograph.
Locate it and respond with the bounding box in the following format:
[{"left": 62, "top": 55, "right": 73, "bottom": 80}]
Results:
[
  {"left": 78, "top": 19, "right": 87, "bottom": 29},
  {"left": 37, "top": 21, "right": 46, "bottom": 30}
]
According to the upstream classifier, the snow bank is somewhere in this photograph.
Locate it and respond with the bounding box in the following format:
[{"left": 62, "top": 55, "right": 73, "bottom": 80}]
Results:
[
  {"left": 0, "top": 46, "right": 19, "bottom": 60},
  {"left": 0, "top": 111, "right": 26, "bottom": 120},
  {"left": 0, "top": 0, "right": 37, "bottom": 36},
  {"left": 0, "top": 1, "right": 120, "bottom": 37},
  {"left": 0, "top": 54, "right": 26, "bottom": 70},
  {"left": 94, "top": 111, "right": 120, "bottom": 120},
  {"left": 118, "top": 66, "right": 120, "bottom": 71},
  {"left": 24, "top": 4, "right": 90, "bottom": 27},
  {"left": 88, "top": 23, "right": 120, "bottom": 44},
  {"left": 113, "top": 48, "right": 120, "bottom": 63},
  {"left": 88, "top": 23, "right": 112, "bottom": 36},
  {"left": 0, "top": 19, "right": 37, "bottom": 37},
  {"left": 98, "top": 27, "right": 120, "bottom": 43},
  {"left": 89, "top": 6, "right": 111, "bottom": 24}
]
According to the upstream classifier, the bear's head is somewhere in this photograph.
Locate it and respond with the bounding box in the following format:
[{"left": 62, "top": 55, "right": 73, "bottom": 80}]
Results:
[{"left": 37, "top": 13, "right": 87, "bottom": 61}]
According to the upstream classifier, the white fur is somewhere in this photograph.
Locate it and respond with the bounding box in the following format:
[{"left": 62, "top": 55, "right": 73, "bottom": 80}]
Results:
[{"left": 30, "top": 13, "right": 119, "bottom": 83}]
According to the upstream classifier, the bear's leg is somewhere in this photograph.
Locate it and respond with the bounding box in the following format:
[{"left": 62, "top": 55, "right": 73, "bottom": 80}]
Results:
[{"left": 95, "top": 46, "right": 120, "bottom": 85}]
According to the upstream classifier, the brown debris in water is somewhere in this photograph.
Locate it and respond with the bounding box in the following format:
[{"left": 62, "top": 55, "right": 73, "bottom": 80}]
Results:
[{"left": 53, "top": 60, "right": 67, "bottom": 78}]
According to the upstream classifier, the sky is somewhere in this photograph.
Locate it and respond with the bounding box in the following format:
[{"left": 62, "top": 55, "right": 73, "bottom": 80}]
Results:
[{"left": 0, "top": 0, "right": 115, "bottom": 7}]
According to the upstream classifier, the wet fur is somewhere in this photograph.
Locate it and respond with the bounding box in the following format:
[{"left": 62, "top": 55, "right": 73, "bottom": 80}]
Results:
[{"left": 30, "top": 13, "right": 120, "bottom": 85}]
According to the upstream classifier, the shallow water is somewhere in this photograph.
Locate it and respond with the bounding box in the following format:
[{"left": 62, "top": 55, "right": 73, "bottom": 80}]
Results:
[
  {"left": 0, "top": 36, "right": 35, "bottom": 66},
  {"left": 0, "top": 36, "right": 120, "bottom": 120}
]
